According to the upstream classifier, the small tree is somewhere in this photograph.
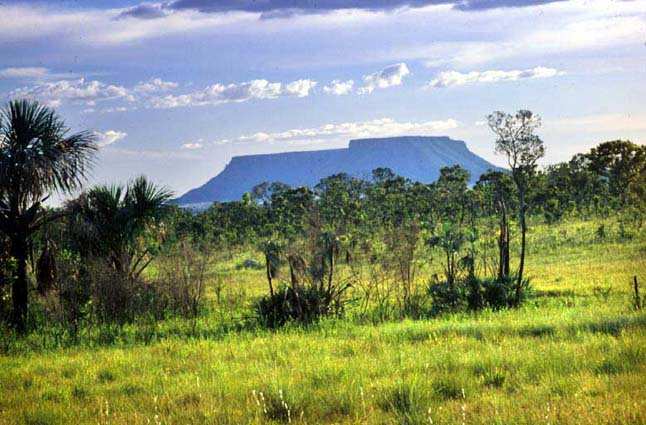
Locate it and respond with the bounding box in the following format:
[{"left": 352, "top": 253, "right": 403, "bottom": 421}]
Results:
[
  {"left": 428, "top": 165, "right": 471, "bottom": 286},
  {"left": 67, "top": 176, "right": 172, "bottom": 279},
  {"left": 0, "top": 100, "right": 96, "bottom": 330},
  {"left": 475, "top": 171, "right": 515, "bottom": 280},
  {"left": 487, "top": 110, "right": 545, "bottom": 304}
]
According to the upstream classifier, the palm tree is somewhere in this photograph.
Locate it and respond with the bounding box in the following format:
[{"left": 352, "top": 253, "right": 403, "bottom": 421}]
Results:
[
  {"left": 0, "top": 99, "right": 96, "bottom": 330},
  {"left": 67, "top": 176, "right": 173, "bottom": 279}
]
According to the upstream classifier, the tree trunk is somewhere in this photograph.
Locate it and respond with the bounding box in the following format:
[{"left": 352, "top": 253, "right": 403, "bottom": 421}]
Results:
[
  {"left": 327, "top": 248, "right": 335, "bottom": 294},
  {"left": 503, "top": 223, "right": 510, "bottom": 278},
  {"left": 516, "top": 189, "right": 527, "bottom": 305},
  {"left": 497, "top": 201, "right": 510, "bottom": 281},
  {"left": 265, "top": 254, "right": 274, "bottom": 297},
  {"left": 9, "top": 232, "right": 29, "bottom": 332}
]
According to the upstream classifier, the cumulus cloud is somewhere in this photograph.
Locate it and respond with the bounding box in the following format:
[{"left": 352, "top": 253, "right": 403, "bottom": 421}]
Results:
[
  {"left": 0, "top": 67, "right": 49, "bottom": 79},
  {"left": 323, "top": 80, "right": 354, "bottom": 95},
  {"left": 358, "top": 63, "right": 410, "bottom": 95},
  {"left": 283, "top": 79, "right": 318, "bottom": 97},
  {"left": 150, "top": 78, "right": 317, "bottom": 109},
  {"left": 94, "top": 130, "right": 127, "bottom": 147},
  {"left": 134, "top": 78, "right": 179, "bottom": 93},
  {"left": 9, "top": 78, "right": 134, "bottom": 107},
  {"left": 213, "top": 117, "right": 459, "bottom": 146},
  {"left": 426, "top": 66, "right": 562, "bottom": 89}
]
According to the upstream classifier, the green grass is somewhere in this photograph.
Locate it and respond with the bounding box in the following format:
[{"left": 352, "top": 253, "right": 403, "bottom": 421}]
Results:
[{"left": 0, "top": 217, "right": 645, "bottom": 424}]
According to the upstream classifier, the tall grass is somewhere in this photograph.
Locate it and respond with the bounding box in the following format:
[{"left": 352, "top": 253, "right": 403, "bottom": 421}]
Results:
[{"left": 0, "top": 217, "right": 644, "bottom": 424}]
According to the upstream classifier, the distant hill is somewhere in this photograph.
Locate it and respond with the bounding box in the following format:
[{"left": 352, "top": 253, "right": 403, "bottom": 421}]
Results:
[{"left": 176, "top": 136, "right": 499, "bottom": 206}]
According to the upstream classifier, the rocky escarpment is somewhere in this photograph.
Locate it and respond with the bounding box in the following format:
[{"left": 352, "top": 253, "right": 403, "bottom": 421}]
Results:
[{"left": 176, "top": 136, "right": 498, "bottom": 205}]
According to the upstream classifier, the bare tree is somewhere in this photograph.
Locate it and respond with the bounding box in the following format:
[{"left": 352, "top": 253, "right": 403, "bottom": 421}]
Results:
[{"left": 487, "top": 110, "right": 545, "bottom": 304}]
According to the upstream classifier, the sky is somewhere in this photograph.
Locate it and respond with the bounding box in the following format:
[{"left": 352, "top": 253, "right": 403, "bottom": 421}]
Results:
[{"left": 1, "top": 0, "right": 645, "bottom": 199}]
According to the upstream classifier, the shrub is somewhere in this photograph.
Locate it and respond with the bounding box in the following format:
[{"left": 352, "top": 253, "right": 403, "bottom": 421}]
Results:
[
  {"left": 254, "top": 285, "right": 344, "bottom": 328},
  {"left": 38, "top": 250, "right": 90, "bottom": 335},
  {"left": 481, "top": 275, "right": 531, "bottom": 309},
  {"left": 155, "top": 240, "right": 211, "bottom": 319},
  {"left": 427, "top": 281, "right": 466, "bottom": 315},
  {"left": 88, "top": 262, "right": 160, "bottom": 324},
  {"left": 429, "top": 275, "right": 531, "bottom": 314}
]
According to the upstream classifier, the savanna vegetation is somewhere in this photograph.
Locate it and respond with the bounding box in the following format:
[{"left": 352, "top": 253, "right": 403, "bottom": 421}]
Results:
[{"left": 0, "top": 101, "right": 644, "bottom": 424}]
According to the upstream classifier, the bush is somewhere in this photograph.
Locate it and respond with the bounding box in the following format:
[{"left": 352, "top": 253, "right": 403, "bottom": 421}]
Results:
[
  {"left": 480, "top": 275, "right": 531, "bottom": 309},
  {"left": 428, "top": 281, "right": 466, "bottom": 315},
  {"left": 428, "top": 275, "right": 532, "bottom": 314},
  {"left": 89, "top": 263, "right": 162, "bottom": 324},
  {"left": 38, "top": 250, "right": 90, "bottom": 335},
  {"left": 155, "top": 241, "right": 211, "bottom": 319},
  {"left": 254, "top": 285, "right": 344, "bottom": 328}
]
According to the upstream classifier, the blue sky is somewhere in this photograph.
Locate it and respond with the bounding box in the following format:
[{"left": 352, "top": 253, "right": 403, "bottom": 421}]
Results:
[{"left": 1, "top": 0, "right": 645, "bottom": 198}]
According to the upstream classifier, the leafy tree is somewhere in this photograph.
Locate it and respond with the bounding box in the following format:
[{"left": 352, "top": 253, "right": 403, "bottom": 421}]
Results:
[
  {"left": 585, "top": 140, "right": 645, "bottom": 206},
  {"left": 371, "top": 167, "right": 396, "bottom": 184},
  {"left": 0, "top": 100, "right": 96, "bottom": 330},
  {"left": 429, "top": 166, "right": 472, "bottom": 286},
  {"left": 202, "top": 199, "right": 266, "bottom": 246},
  {"left": 67, "top": 176, "right": 172, "bottom": 279},
  {"left": 315, "top": 173, "right": 367, "bottom": 261},
  {"left": 269, "top": 186, "right": 314, "bottom": 241},
  {"left": 250, "top": 181, "right": 290, "bottom": 206},
  {"left": 488, "top": 110, "right": 545, "bottom": 304}
]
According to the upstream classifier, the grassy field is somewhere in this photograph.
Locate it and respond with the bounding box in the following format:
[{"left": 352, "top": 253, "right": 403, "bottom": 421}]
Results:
[{"left": 0, "top": 218, "right": 645, "bottom": 424}]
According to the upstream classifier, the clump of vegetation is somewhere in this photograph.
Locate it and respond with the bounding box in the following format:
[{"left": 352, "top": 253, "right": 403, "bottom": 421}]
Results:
[
  {"left": 255, "top": 284, "right": 344, "bottom": 328},
  {"left": 255, "top": 228, "right": 351, "bottom": 327},
  {"left": 377, "top": 382, "right": 422, "bottom": 423}
]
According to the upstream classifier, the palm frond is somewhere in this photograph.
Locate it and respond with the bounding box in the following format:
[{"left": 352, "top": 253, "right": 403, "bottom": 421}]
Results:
[{"left": 0, "top": 99, "right": 97, "bottom": 208}]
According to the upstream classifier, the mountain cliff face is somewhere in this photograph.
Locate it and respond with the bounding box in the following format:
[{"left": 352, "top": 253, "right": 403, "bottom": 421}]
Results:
[{"left": 176, "top": 136, "right": 498, "bottom": 205}]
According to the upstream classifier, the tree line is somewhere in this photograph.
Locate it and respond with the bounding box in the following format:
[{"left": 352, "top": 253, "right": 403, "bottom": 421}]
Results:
[{"left": 1, "top": 100, "right": 644, "bottom": 333}]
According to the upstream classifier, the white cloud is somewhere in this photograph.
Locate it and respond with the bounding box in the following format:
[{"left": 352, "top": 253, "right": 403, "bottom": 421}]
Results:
[
  {"left": 323, "top": 80, "right": 354, "bottom": 95},
  {"left": 426, "top": 66, "right": 563, "bottom": 89},
  {"left": 94, "top": 130, "right": 127, "bottom": 147},
  {"left": 5, "top": 75, "right": 317, "bottom": 110},
  {"left": 9, "top": 78, "right": 134, "bottom": 107},
  {"left": 214, "top": 117, "right": 459, "bottom": 146},
  {"left": 150, "top": 78, "right": 317, "bottom": 109},
  {"left": 0, "top": 67, "right": 49, "bottom": 79},
  {"left": 283, "top": 79, "right": 318, "bottom": 97},
  {"left": 358, "top": 63, "right": 410, "bottom": 94},
  {"left": 181, "top": 142, "right": 204, "bottom": 150},
  {"left": 134, "top": 77, "right": 178, "bottom": 93}
]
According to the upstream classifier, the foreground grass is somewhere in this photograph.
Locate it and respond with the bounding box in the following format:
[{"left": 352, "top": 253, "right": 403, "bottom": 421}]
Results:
[{"left": 0, "top": 219, "right": 645, "bottom": 424}]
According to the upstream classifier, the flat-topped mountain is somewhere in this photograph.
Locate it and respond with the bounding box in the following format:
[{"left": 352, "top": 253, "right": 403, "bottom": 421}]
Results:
[{"left": 176, "top": 136, "right": 498, "bottom": 205}]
